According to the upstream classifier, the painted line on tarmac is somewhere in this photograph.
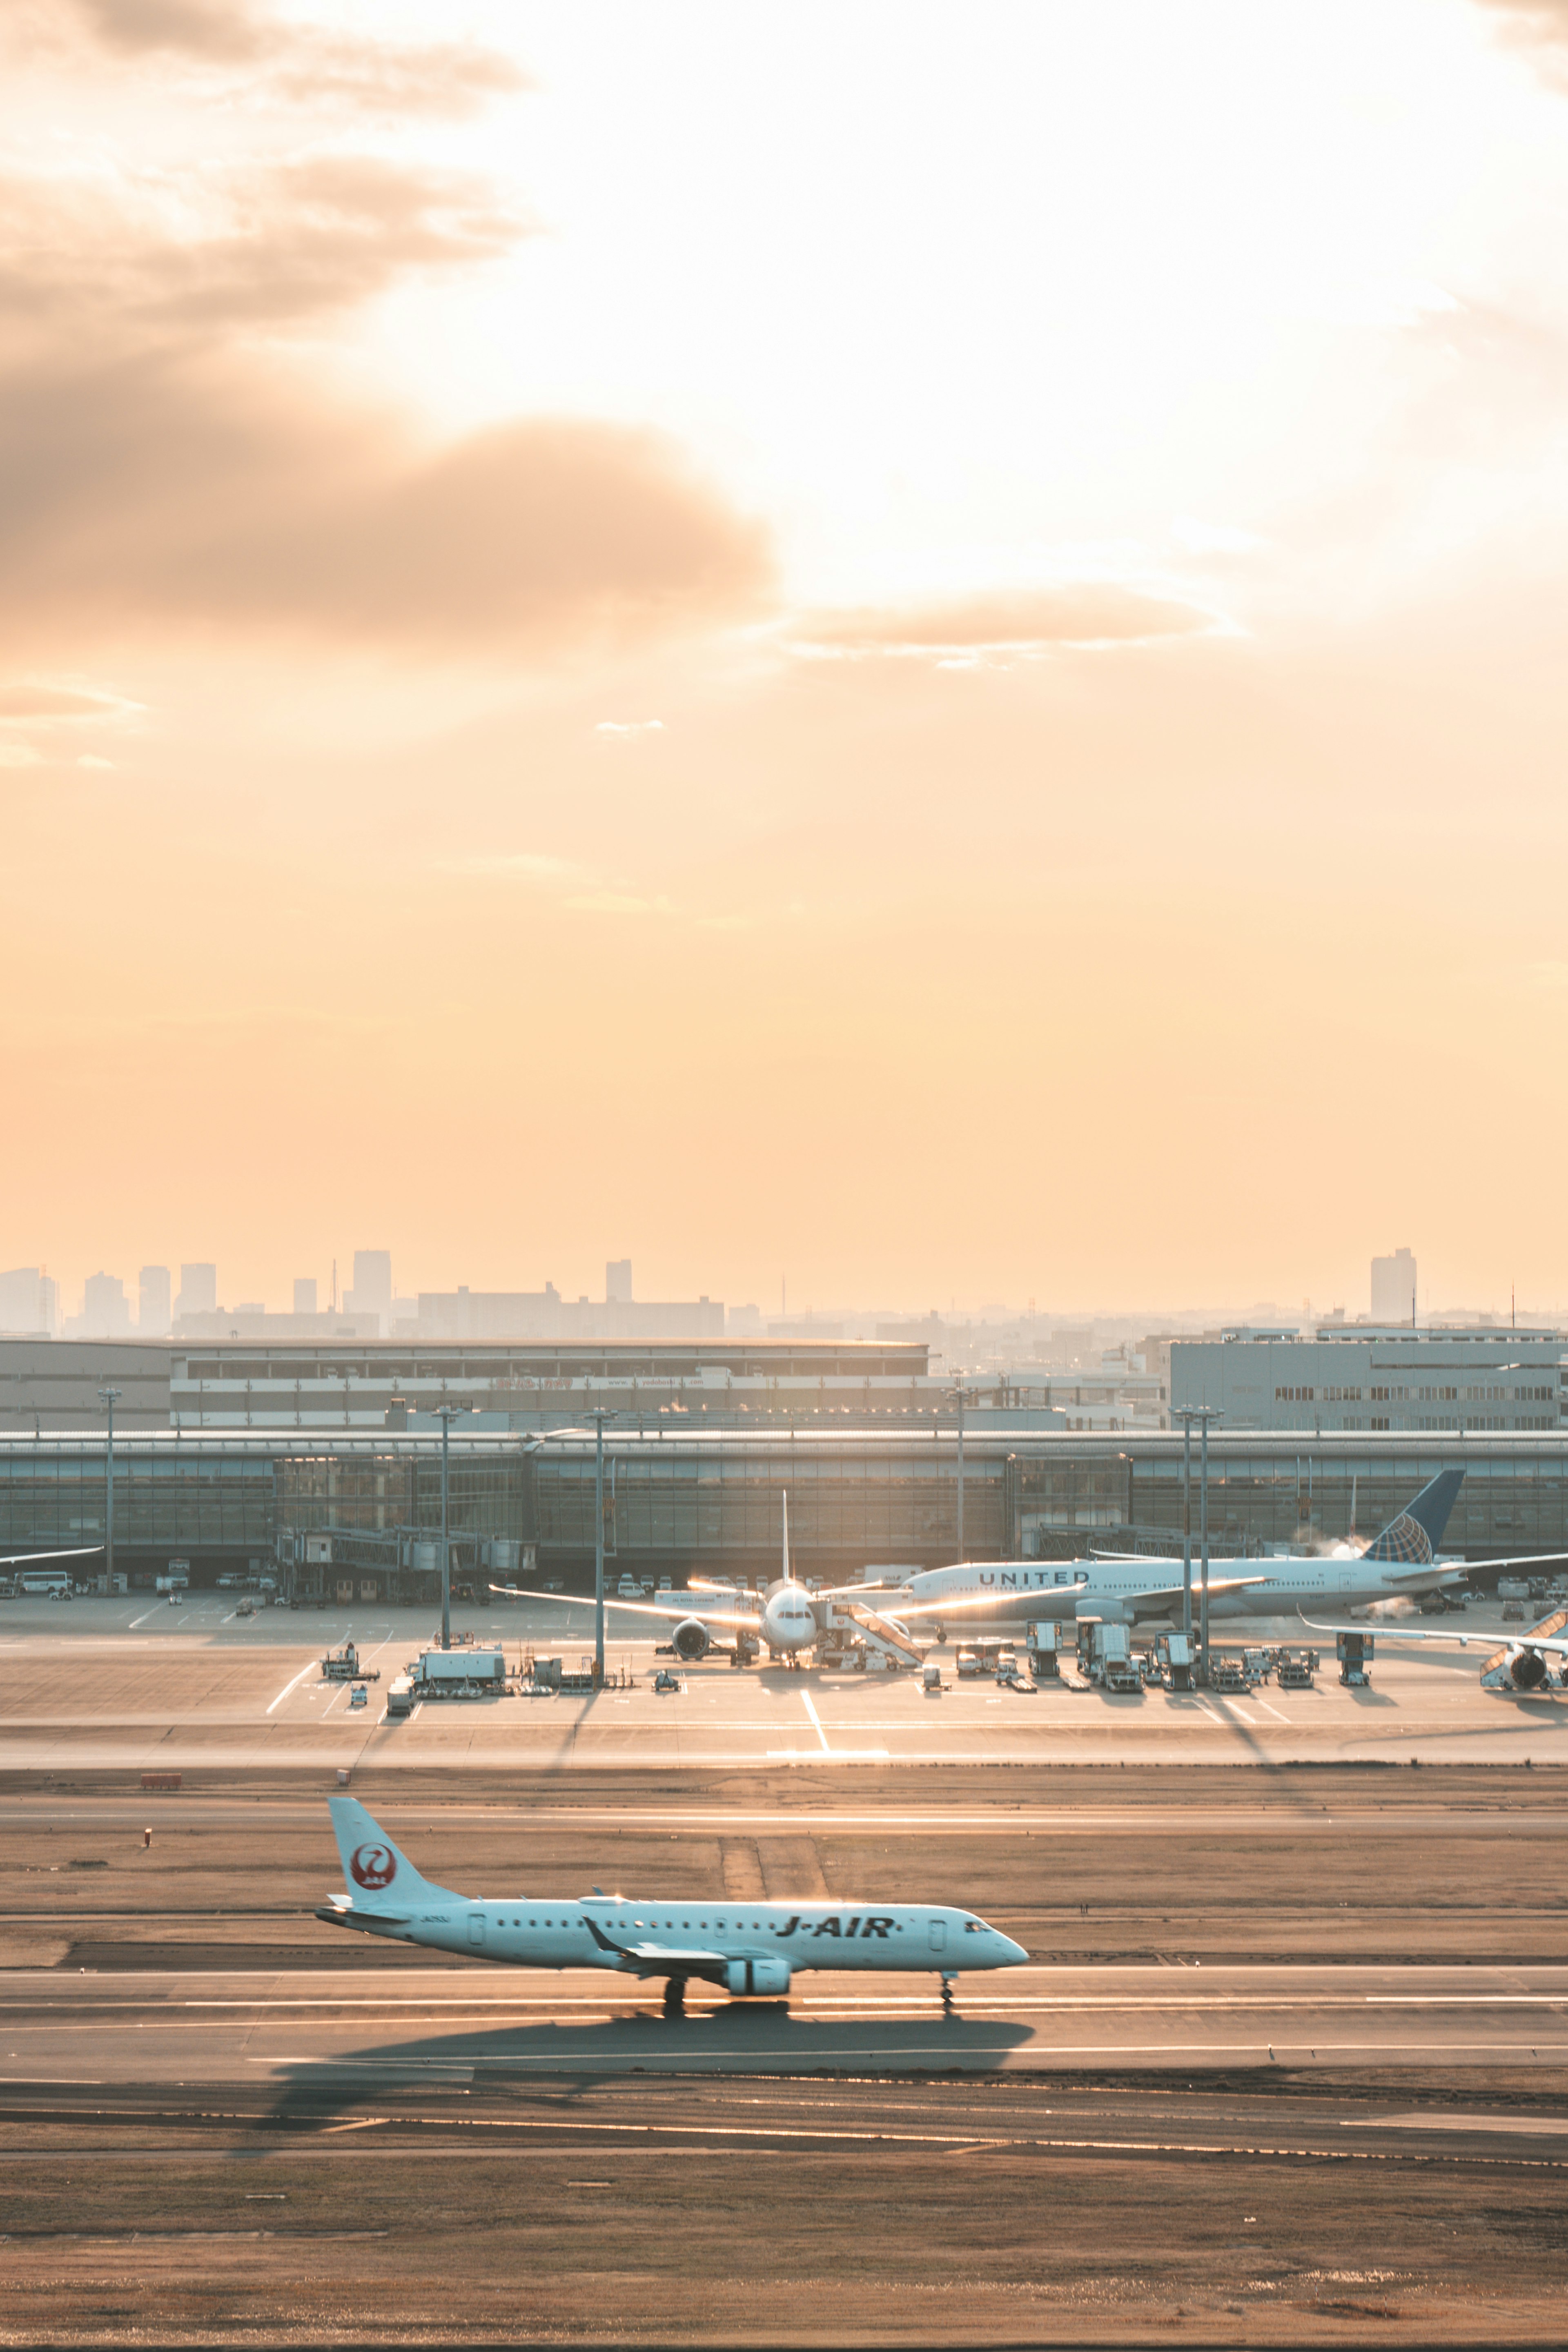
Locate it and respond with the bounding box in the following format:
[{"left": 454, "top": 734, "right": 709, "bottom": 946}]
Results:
[{"left": 265, "top": 1660, "right": 322, "bottom": 1716}]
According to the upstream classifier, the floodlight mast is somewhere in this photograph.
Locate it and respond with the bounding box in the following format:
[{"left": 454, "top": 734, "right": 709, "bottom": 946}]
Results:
[
  {"left": 434, "top": 1404, "right": 461, "bottom": 1649},
  {"left": 1175, "top": 1405, "right": 1222, "bottom": 1674},
  {"left": 593, "top": 1408, "right": 606, "bottom": 1688},
  {"left": 98, "top": 1388, "right": 121, "bottom": 1590},
  {"left": 945, "top": 1383, "right": 968, "bottom": 1562}
]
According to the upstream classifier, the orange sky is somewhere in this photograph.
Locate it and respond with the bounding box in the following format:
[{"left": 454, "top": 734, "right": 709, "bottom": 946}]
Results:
[{"left": 3, "top": 0, "right": 1567, "bottom": 1320}]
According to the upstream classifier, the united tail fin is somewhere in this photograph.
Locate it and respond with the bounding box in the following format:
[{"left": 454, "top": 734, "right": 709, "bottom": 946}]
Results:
[
  {"left": 326, "top": 1795, "right": 454, "bottom": 1908},
  {"left": 1363, "top": 1469, "right": 1464, "bottom": 1565}
]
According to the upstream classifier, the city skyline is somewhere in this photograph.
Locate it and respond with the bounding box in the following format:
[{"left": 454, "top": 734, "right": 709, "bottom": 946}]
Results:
[{"left": 3, "top": 4, "right": 1567, "bottom": 1309}]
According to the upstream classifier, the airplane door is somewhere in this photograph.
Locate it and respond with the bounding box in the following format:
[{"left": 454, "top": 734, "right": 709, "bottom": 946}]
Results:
[
  {"left": 468, "top": 1912, "right": 486, "bottom": 1948},
  {"left": 929, "top": 1921, "right": 946, "bottom": 1953}
]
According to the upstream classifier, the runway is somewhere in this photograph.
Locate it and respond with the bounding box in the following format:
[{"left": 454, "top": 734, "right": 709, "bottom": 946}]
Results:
[{"left": 5, "top": 1962, "right": 1568, "bottom": 2081}]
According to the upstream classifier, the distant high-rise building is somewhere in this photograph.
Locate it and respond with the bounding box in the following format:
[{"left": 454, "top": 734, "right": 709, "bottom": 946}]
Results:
[
  {"left": 38, "top": 1274, "right": 58, "bottom": 1336},
  {"left": 138, "top": 1265, "right": 171, "bottom": 1336},
  {"left": 345, "top": 1250, "right": 392, "bottom": 1335},
  {"left": 293, "top": 1277, "right": 318, "bottom": 1315},
  {"left": 606, "top": 1258, "right": 633, "bottom": 1304},
  {"left": 1371, "top": 1247, "right": 1417, "bottom": 1324},
  {"left": 177, "top": 1263, "right": 217, "bottom": 1321},
  {"left": 80, "top": 1271, "right": 131, "bottom": 1336},
  {"left": 0, "top": 1267, "right": 46, "bottom": 1333}
]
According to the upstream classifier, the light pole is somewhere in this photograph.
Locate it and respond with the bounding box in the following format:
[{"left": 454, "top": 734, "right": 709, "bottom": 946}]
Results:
[
  {"left": 593, "top": 1408, "right": 606, "bottom": 1688},
  {"left": 98, "top": 1388, "right": 121, "bottom": 1592},
  {"left": 434, "top": 1404, "right": 461, "bottom": 1648},
  {"left": 945, "top": 1384, "right": 967, "bottom": 1561},
  {"left": 1175, "top": 1405, "right": 1221, "bottom": 1675}
]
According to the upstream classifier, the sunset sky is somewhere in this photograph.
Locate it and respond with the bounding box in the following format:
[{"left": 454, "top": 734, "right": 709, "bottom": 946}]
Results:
[{"left": 4, "top": 0, "right": 1568, "bottom": 1319}]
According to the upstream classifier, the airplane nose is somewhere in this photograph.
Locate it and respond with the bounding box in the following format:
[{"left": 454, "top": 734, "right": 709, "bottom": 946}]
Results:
[{"left": 1002, "top": 1936, "right": 1029, "bottom": 1964}]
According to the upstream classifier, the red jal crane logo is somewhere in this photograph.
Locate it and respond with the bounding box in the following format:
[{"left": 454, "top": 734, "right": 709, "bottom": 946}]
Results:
[{"left": 350, "top": 1842, "right": 396, "bottom": 1891}]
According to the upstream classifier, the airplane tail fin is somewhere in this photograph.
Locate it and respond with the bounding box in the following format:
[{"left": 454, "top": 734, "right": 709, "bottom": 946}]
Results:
[
  {"left": 327, "top": 1795, "right": 451, "bottom": 1907},
  {"left": 1363, "top": 1469, "right": 1464, "bottom": 1565}
]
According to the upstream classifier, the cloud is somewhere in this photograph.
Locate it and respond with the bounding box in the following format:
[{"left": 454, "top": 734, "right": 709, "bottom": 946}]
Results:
[
  {"left": 0, "top": 354, "right": 770, "bottom": 653},
  {"left": 76, "top": 753, "right": 116, "bottom": 769},
  {"left": 595, "top": 719, "right": 665, "bottom": 736},
  {"left": 0, "top": 682, "right": 138, "bottom": 721},
  {"left": 54, "top": 1, "right": 529, "bottom": 119},
  {"left": 786, "top": 585, "right": 1217, "bottom": 658},
  {"left": 563, "top": 892, "right": 676, "bottom": 916},
  {"left": 0, "top": 156, "right": 525, "bottom": 333},
  {"left": 443, "top": 853, "right": 580, "bottom": 881}
]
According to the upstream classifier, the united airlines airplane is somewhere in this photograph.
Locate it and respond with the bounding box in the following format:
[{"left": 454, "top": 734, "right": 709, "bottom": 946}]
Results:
[
  {"left": 318, "top": 1796, "right": 1027, "bottom": 2016},
  {"left": 878, "top": 1470, "right": 1564, "bottom": 1636}
]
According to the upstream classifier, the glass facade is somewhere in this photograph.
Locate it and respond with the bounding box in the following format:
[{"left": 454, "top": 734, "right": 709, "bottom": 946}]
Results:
[{"left": 1, "top": 1431, "right": 1566, "bottom": 1580}]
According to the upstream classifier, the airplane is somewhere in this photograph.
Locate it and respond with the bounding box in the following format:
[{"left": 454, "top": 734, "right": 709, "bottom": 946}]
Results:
[
  {"left": 870, "top": 1471, "right": 1568, "bottom": 1639},
  {"left": 492, "top": 1493, "right": 926, "bottom": 1669},
  {"left": 1298, "top": 1603, "right": 1568, "bottom": 1698},
  {"left": 318, "top": 1792, "right": 1028, "bottom": 2016}
]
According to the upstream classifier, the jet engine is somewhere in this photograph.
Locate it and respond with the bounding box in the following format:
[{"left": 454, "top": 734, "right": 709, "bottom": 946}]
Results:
[
  {"left": 1509, "top": 1648, "right": 1549, "bottom": 1691},
  {"left": 672, "top": 1618, "right": 711, "bottom": 1661},
  {"left": 726, "top": 1956, "right": 791, "bottom": 1996},
  {"left": 1078, "top": 1596, "right": 1132, "bottom": 1624}
]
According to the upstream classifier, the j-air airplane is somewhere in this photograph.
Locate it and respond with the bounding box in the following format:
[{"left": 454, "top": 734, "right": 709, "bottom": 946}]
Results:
[{"left": 318, "top": 1795, "right": 1027, "bottom": 2018}]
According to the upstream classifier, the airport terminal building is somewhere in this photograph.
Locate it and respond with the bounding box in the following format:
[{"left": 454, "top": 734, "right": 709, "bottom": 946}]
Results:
[{"left": 4, "top": 1423, "right": 1568, "bottom": 1603}]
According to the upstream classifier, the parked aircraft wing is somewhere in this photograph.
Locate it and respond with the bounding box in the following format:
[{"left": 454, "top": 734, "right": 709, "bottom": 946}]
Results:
[
  {"left": 1296, "top": 1608, "right": 1568, "bottom": 1655},
  {"left": 0, "top": 1545, "right": 102, "bottom": 1566},
  {"left": 490, "top": 1586, "right": 763, "bottom": 1631},
  {"left": 1120, "top": 1573, "right": 1272, "bottom": 1607}
]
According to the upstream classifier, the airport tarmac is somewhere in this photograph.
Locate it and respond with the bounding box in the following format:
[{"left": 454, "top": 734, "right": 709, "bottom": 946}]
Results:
[
  {"left": 0, "top": 1595, "right": 1559, "bottom": 1767},
  {"left": 4, "top": 1960, "right": 1568, "bottom": 2081}
]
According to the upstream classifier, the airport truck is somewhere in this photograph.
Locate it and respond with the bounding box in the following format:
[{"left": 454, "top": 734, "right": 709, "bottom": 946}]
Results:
[{"left": 413, "top": 1647, "right": 507, "bottom": 1699}]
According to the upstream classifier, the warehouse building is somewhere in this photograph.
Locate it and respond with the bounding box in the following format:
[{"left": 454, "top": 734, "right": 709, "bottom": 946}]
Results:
[{"left": 1171, "top": 1327, "right": 1564, "bottom": 1435}]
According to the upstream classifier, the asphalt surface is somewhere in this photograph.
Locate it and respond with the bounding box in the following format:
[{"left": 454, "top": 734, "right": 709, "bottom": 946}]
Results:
[
  {"left": 1, "top": 1595, "right": 1562, "bottom": 1766},
  {"left": 5, "top": 1961, "right": 1568, "bottom": 2081}
]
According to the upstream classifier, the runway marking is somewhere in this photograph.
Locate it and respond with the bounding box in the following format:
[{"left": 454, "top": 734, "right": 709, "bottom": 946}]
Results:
[
  {"left": 265, "top": 1660, "right": 323, "bottom": 1716},
  {"left": 800, "top": 1692, "right": 831, "bottom": 1753},
  {"left": 1256, "top": 1701, "right": 1292, "bottom": 1724}
]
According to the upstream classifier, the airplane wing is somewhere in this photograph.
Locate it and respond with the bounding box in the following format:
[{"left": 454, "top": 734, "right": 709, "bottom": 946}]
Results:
[
  {"left": 581, "top": 1913, "right": 731, "bottom": 1977},
  {"left": 1450, "top": 1551, "right": 1568, "bottom": 1572},
  {"left": 490, "top": 1586, "right": 763, "bottom": 1631},
  {"left": 0, "top": 1545, "right": 102, "bottom": 1566},
  {"left": 1296, "top": 1608, "right": 1568, "bottom": 1656}
]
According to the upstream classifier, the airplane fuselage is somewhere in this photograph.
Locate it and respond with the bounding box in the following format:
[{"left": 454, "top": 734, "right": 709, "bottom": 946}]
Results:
[
  {"left": 322, "top": 1891, "right": 1019, "bottom": 1974},
  {"left": 898, "top": 1553, "right": 1464, "bottom": 1628}
]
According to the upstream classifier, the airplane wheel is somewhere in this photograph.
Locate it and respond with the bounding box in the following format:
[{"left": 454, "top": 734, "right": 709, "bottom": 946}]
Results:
[
  {"left": 940, "top": 1974, "right": 956, "bottom": 2020},
  {"left": 663, "top": 1977, "right": 687, "bottom": 2018}
]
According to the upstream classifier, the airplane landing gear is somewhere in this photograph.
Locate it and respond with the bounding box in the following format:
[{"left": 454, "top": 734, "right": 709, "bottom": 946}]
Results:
[
  {"left": 663, "top": 1976, "right": 688, "bottom": 2019},
  {"left": 940, "top": 1973, "right": 957, "bottom": 2019}
]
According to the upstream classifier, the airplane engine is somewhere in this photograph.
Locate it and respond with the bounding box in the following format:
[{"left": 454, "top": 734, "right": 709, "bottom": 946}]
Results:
[
  {"left": 726, "top": 1957, "right": 791, "bottom": 1996},
  {"left": 1510, "top": 1648, "right": 1549, "bottom": 1690},
  {"left": 672, "top": 1618, "right": 711, "bottom": 1661},
  {"left": 1079, "top": 1596, "right": 1132, "bottom": 1624}
]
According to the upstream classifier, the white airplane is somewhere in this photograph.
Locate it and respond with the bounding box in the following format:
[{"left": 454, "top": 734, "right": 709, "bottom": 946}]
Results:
[
  {"left": 318, "top": 1793, "right": 1027, "bottom": 2016},
  {"left": 494, "top": 1493, "right": 924, "bottom": 1668},
  {"left": 1298, "top": 1603, "right": 1568, "bottom": 1698},
  {"left": 875, "top": 1471, "right": 1568, "bottom": 1639}
]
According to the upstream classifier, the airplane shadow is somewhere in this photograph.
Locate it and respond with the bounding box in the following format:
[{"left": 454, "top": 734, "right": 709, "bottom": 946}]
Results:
[{"left": 263, "top": 2002, "right": 1034, "bottom": 2126}]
